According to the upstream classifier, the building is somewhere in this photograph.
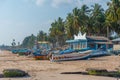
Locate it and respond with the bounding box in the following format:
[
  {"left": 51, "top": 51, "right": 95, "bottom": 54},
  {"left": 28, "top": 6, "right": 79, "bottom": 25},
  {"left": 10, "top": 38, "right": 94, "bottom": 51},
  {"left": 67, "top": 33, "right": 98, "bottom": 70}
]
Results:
[
  {"left": 87, "top": 36, "right": 113, "bottom": 51},
  {"left": 66, "top": 32, "right": 87, "bottom": 50},
  {"left": 66, "top": 32, "right": 113, "bottom": 51}
]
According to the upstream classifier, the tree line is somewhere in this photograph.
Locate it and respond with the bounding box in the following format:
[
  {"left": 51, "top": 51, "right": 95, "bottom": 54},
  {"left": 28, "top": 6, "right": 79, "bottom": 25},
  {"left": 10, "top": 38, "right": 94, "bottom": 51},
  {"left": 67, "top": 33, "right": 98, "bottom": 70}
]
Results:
[{"left": 20, "top": 0, "right": 120, "bottom": 48}]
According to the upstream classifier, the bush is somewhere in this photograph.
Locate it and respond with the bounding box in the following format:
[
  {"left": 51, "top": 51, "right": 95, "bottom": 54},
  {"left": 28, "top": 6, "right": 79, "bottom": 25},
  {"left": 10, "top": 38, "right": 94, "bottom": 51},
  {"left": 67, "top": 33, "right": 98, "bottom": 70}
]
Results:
[
  {"left": 3, "top": 69, "right": 27, "bottom": 77},
  {"left": 106, "top": 71, "right": 120, "bottom": 77},
  {"left": 86, "top": 68, "right": 120, "bottom": 77},
  {"left": 18, "top": 52, "right": 25, "bottom": 56},
  {"left": 86, "top": 68, "right": 108, "bottom": 75}
]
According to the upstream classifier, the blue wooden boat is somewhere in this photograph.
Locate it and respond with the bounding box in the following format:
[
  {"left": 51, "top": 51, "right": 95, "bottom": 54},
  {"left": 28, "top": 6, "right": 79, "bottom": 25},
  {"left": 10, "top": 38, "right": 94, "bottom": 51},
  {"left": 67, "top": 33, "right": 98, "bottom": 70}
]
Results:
[
  {"left": 32, "top": 41, "right": 51, "bottom": 60},
  {"left": 32, "top": 52, "right": 48, "bottom": 60},
  {"left": 90, "top": 50, "right": 111, "bottom": 57},
  {"left": 50, "top": 50, "right": 92, "bottom": 62},
  {"left": 12, "top": 48, "right": 31, "bottom": 55},
  {"left": 12, "top": 49, "right": 18, "bottom": 54},
  {"left": 32, "top": 48, "right": 50, "bottom": 60},
  {"left": 59, "top": 48, "right": 75, "bottom": 54},
  {"left": 110, "top": 50, "right": 120, "bottom": 55}
]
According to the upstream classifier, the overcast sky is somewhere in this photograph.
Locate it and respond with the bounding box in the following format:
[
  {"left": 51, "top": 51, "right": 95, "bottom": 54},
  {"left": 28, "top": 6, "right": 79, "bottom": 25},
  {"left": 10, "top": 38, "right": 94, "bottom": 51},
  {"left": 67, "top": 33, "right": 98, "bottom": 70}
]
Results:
[{"left": 0, "top": 0, "right": 110, "bottom": 45}]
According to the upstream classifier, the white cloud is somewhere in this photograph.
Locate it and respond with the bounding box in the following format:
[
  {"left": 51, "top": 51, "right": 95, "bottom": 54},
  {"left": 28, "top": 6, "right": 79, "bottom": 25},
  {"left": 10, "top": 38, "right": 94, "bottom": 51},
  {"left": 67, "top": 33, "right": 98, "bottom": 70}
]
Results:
[
  {"left": 35, "top": 0, "right": 46, "bottom": 6},
  {"left": 51, "top": 0, "right": 73, "bottom": 8}
]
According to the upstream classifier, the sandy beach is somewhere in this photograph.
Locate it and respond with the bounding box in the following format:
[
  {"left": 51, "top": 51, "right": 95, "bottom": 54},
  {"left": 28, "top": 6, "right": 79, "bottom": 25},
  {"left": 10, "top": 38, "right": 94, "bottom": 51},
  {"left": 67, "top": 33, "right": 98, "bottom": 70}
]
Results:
[{"left": 0, "top": 50, "right": 120, "bottom": 80}]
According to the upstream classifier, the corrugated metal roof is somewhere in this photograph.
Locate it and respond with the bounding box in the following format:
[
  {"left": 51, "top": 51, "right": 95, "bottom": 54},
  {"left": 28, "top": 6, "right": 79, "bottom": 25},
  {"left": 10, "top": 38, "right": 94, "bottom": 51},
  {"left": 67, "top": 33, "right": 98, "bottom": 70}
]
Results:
[
  {"left": 94, "top": 42, "right": 113, "bottom": 44},
  {"left": 87, "top": 36, "right": 109, "bottom": 41}
]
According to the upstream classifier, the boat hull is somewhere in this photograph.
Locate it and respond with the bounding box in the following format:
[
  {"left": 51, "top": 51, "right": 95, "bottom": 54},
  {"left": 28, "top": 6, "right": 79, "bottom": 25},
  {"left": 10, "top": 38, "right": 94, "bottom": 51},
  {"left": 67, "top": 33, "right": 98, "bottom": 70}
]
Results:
[
  {"left": 34, "top": 55, "right": 48, "bottom": 60},
  {"left": 90, "top": 50, "right": 111, "bottom": 58},
  {"left": 50, "top": 50, "right": 92, "bottom": 62}
]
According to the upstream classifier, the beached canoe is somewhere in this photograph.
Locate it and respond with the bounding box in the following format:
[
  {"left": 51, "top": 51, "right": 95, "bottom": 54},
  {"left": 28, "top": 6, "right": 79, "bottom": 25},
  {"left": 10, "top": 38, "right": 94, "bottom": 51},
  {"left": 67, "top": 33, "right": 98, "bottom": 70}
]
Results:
[
  {"left": 34, "top": 55, "right": 48, "bottom": 60},
  {"left": 59, "top": 49, "right": 75, "bottom": 54},
  {"left": 32, "top": 50, "right": 49, "bottom": 60},
  {"left": 50, "top": 50, "right": 92, "bottom": 62},
  {"left": 90, "top": 50, "right": 111, "bottom": 57}
]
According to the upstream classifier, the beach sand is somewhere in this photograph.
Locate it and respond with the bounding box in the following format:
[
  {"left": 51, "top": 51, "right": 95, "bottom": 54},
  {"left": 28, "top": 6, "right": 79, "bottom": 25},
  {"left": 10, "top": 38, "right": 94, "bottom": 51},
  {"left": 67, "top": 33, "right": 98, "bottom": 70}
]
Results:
[{"left": 0, "top": 50, "right": 120, "bottom": 80}]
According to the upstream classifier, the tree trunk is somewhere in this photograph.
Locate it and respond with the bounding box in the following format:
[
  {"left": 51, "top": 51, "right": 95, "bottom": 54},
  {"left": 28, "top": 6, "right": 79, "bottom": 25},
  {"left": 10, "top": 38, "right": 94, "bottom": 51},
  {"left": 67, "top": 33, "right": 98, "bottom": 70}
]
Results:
[{"left": 107, "top": 26, "right": 109, "bottom": 38}]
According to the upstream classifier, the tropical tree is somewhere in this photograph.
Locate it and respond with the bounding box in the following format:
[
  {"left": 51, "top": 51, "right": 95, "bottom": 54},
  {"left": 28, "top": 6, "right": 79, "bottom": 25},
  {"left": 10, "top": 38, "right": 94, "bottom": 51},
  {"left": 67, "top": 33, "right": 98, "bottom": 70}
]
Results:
[
  {"left": 106, "top": 0, "right": 120, "bottom": 37},
  {"left": 65, "top": 13, "right": 74, "bottom": 38},
  {"left": 79, "top": 5, "right": 91, "bottom": 34},
  {"left": 21, "top": 34, "right": 36, "bottom": 48},
  {"left": 106, "top": 0, "right": 120, "bottom": 23},
  {"left": 11, "top": 39, "right": 16, "bottom": 48},
  {"left": 49, "top": 17, "right": 66, "bottom": 47},
  {"left": 37, "top": 30, "right": 48, "bottom": 41},
  {"left": 65, "top": 7, "right": 81, "bottom": 38},
  {"left": 91, "top": 3, "right": 106, "bottom": 36}
]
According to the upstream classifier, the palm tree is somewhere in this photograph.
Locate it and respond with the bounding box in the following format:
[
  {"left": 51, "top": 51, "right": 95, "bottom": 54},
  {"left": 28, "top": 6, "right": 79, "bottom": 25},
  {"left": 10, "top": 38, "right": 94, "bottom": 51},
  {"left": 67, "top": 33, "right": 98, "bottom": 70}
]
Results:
[
  {"left": 91, "top": 4, "right": 105, "bottom": 36},
  {"left": 37, "top": 30, "right": 48, "bottom": 41},
  {"left": 11, "top": 39, "right": 16, "bottom": 48},
  {"left": 65, "top": 7, "right": 81, "bottom": 39},
  {"left": 49, "top": 17, "right": 65, "bottom": 47},
  {"left": 79, "top": 5, "right": 91, "bottom": 35},
  {"left": 72, "top": 7, "right": 81, "bottom": 34},
  {"left": 106, "top": 0, "right": 120, "bottom": 22},
  {"left": 106, "top": 0, "right": 120, "bottom": 37},
  {"left": 65, "top": 13, "right": 74, "bottom": 38}
]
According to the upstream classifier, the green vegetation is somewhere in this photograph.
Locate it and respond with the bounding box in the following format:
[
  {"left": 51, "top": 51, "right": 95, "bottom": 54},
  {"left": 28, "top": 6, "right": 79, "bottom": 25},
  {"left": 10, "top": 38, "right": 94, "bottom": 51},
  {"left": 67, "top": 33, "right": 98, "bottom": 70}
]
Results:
[
  {"left": 86, "top": 68, "right": 120, "bottom": 77},
  {"left": 3, "top": 69, "right": 27, "bottom": 77},
  {"left": 86, "top": 68, "right": 108, "bottom": 75},
  {"left": 20, "top": 0, "right": 120, "bottom": 48},
  {"left": 21, "top": 34, "right": 36, "bottom": 48},
  {"left": 49, "top": 17, "right": 66, "bottom": 46},
  {"left": 61, "top": 67, "right": 120, "bottom": 78}
]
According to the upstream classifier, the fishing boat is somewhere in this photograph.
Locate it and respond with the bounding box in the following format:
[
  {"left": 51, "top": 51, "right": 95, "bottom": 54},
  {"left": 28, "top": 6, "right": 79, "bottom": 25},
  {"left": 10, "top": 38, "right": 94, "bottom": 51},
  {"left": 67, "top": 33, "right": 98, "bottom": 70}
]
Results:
[
  {"left": 50, "top": 50, "right": 92, "bottom": 62},
  {"left": 32, "top": 41, "right": 50, "bottom": 60},
  {"left": 12, "top": 48, "right": 31, "bottom": 55},
  {"left": 90, "top": 50, "right": 111, "bottom": 57},
  {"left": 59, "top": 48, "right": 75, "bottom": 54},
  {"left": 33, "top": 53, "right": 48, "bottom": 60}
]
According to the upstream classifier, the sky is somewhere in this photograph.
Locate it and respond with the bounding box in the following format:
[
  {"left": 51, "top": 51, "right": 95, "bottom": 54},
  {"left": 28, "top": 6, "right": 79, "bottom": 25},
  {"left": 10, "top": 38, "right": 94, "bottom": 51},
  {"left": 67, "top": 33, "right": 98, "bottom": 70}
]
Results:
[{"left": 0, "top": 0, "right": 110, "bottom": 46}]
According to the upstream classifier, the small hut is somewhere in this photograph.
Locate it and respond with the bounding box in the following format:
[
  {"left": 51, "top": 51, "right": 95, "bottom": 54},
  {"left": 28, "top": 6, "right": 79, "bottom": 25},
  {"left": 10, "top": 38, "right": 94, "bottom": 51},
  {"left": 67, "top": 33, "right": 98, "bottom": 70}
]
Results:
[{"left": 87, "top": 36, "right": 113, "bottom": 51}]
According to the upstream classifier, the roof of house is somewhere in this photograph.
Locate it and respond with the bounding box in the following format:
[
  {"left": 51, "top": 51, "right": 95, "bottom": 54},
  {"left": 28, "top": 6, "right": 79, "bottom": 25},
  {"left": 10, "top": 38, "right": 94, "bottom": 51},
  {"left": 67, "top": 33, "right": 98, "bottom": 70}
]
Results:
[
  {"left": 94, "top": 42, "right": 113, "bottom": 44},
  {"left": 112, "top": 38, "right": 120, "bottom": 42},
  {"left": 86, "top": 36, "right": 109, "bottom": 41}
]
